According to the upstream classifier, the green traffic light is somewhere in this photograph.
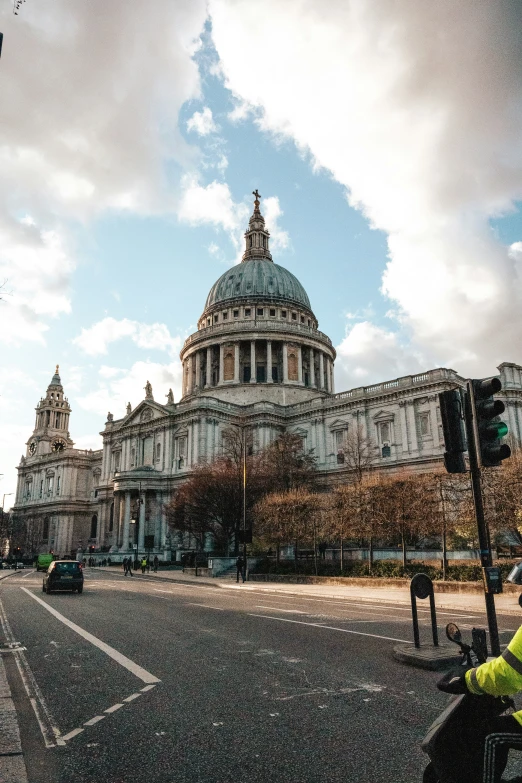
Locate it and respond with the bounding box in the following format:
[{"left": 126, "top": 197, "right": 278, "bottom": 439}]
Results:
[{"left": 497, "top": 422, "right": 509, "bottom": 439}]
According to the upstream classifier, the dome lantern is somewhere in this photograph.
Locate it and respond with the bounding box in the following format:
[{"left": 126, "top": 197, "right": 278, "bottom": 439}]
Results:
[{"left": 242, "top": 189, "right": 273, "bottom": 264}]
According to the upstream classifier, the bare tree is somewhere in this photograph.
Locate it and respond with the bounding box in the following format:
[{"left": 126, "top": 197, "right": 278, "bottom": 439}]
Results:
[{"left": 336, "top": 423, "right": 375, "bottom": 483}]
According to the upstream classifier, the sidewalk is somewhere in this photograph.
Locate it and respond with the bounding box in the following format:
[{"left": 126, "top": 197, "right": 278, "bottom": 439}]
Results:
[{"left": 92, "top": 567, "right": 522, "bottom": 617}]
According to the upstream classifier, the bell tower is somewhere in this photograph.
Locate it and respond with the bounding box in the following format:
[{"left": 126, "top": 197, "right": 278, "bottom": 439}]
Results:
[{"left": 26, "top": 366, "right": 73, "bottom": 458}]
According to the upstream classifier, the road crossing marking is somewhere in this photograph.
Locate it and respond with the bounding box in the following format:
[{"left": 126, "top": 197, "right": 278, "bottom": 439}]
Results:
[
  {"left": 21, "top": 588, "right": 160, "bottom": 684},
  {"left": 249, "top": 614, "right": 410, "bottom": 643},
  {"left": 186, "top": 603, "right": 225, "bottom": 611},
  {"left": 104, "top": 703, "right": 124, "bottom": 714},
  {"left": 62, "top": 728, "right": 84, "bottom": 741},
  {"left": 84, "top": 715, "right": 105, "bottom": 726},
  {"left": 63, "top": 685, "right": 157, "bottom": 743}
]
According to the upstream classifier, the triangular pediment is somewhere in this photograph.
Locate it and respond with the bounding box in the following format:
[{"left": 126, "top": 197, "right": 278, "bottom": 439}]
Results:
[
  {"left": 122, "top": 400, "right": 169, "bottom": 427},
  {"left": 290, "top": 426, "right": 308, "bottom": 437},
  {"left": 373, "top": 409, "right": 395, "bottom": 422},
  {"left": 329, "top": 419, "right": 348, "bottom": 430}
]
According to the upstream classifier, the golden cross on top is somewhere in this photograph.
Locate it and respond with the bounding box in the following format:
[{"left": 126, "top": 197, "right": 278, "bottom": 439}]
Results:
[{"left": 253, "top": 189, "right": 261, "bottom": 202}]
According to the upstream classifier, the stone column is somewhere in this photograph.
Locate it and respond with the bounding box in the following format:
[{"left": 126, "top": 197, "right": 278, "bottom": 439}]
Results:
[
  {"left": 138, "top": 491, "right": 146, "bottom": 550},
  {"left": 192, "top": 418, "right": 199, "bottom": 464},
  {"left": 267, "top": 341, "right": 273, "bottom": 383},
  {"left": 234, "top": 343, "right": 240, "bottom": 383},
  {"left": 206, "top": 347, "right": 212, "bottom": 387},
  {"left": 195, "top": 351, "right": 201, "bottom": 389},
  {"left": 282, "top": 342, "right": 289, "bottom": 382},
  {"left": 309, "top": 347, "right": 315, "bottom": 387},
  {"left": 161, "top": 498, "right": 167, "bottom": 548},
  {"left": 154, "top": 493, "right": 162, "bottom": 552},
  {"left": 113, "top": 493, "right": 121, "bottom": 543},
  {"left": 207, "top": 418, "right": 214, "bottom": 460},
  {"left": 325, "top": 358, "right": 331, "bottom": 392},
  {"left": 250, "top": 341, "right": 256, "bottom": 383},
  {"left": 319, "top": 352, "right": 325, "bottom": 390},
  {"left": 219, "top": 344, "right": 224, "bottom": 385},
  {"left": 429, "top": 395, "right": 439, "bottom": 447},
  {"left": 188, "top": 355, "right": 193, "bottom": 395},
  {"left": 407, "top": 400, "right": 418, "bottom": 453},
  {"left": 399, "top": 401, "right": 409, "bottom": 454},
  {"left": 330, "top": 361, "right": 335, "bottom": 393},
  {"left": 122, "top": 491, "right": 131, "bottom": 551},
  {"left": 297, "top": 346, "right": 303, "bottom": 385}
]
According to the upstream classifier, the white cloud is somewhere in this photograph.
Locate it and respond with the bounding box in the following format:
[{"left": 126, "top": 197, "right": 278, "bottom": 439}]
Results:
[
  {"left": 0, "top": 0, "right": 208, "bottom": 344},
  {"left": 335, "top": 321, "right": 425, "bottom": 390},
  {"left": 187, "top": 107, "right": 218, "bottom": 135},
  {"left": 210, "top": 0, "right": 522, "bottom": 376},
  {"left": 77, "top": 360, "right": 182, "bottom": 418},
  {"left": 178, "top": 177, "right": 290, "bottom": 262},
  {"left": 73, "top": 317, "right": 182, "bottom": 357}
]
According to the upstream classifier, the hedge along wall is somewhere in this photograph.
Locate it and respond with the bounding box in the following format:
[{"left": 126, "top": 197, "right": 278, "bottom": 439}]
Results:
[{"left": 250, "top": 558, "right": 521, "bottom": 582}]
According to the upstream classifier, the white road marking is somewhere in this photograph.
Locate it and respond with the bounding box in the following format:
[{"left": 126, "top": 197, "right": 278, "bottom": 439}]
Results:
[
  {"left": 255, "top": 606, "right": 307, "bottom": 614},
  {"left": 249, "top": 614, "right": 410, "bottom": 643},
  {"left": 186, "top": 603, "right": 225, "bottom": 611},
  {"left": 154, "top": 589, "right": 172, "bottom": 593},
  {"left": 62, "top": 728, "right": 84, "bottom": 741},
  {"left": 0, "top": 597, "right": 65, "bottom": 748},
  {"left": 141, "top": 684, "right": 156, "bottom": 692},
  {"left": 104, "top": 703, "right": 124, "bottom": 713},
  {"left": 123, "top": 693, "right": 141, "bottom": 703},
  {"left": 21, "top": 588, "right": 160, "bottom": 684},
  {"left": 84, "top": 715, "right": 105, "bottom": 726}
]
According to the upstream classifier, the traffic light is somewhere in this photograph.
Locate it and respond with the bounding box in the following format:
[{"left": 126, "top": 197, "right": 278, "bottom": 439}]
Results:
[
  {"left": 439, "top": 389, "right": 467, "bottom": 473},
  {"left": 471, "top": 377, "right": 511, "bottom": 468}
]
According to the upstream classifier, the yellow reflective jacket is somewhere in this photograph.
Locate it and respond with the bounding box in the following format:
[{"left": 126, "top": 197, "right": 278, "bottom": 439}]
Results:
[{"left": 466, "top": 625, "right": 522, "bottom": 725}]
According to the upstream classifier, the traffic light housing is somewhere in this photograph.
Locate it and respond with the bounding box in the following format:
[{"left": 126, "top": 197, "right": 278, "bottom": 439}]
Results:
[
  {"left": 471, "top": 377, "right": 511, "bottom": 468},
  {"left": 439, "top": 389, "right": 467, "bottom": 473}
]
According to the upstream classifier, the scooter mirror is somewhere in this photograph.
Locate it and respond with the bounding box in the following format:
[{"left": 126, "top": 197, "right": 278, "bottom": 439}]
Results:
[
  {"left": 518, "top": 593, "right": 522, "bottom": 609},
  {"left": 446, "top": 623, "right": 462, "bottom": 644}
]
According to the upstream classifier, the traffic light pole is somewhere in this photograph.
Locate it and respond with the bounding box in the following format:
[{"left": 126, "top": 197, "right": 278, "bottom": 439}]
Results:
[{"left": 464, "top": 381, "right": 501, "bottom": 657}]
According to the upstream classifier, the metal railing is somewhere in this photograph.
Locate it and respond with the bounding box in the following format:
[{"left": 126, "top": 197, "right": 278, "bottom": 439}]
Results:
[{"left": 182, "top": 319, "right": 333, "bottom": 349}]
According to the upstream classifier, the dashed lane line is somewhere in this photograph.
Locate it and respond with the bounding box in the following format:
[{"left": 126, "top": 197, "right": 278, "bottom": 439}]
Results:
[
  {"left": 186, "top": 603, "right": 225, "bottom": 611},
  {"left": 249, "top": 614, "right": 410, "bottom": 643},
  {"left": 62, "top": 684, "right": 157, "bottom": 743},
  {"left": 255, "top": 606, "right": 308, "bottom": 614},
  {"left": 21, "top": 588, "right": 160, "bottom": 684}
]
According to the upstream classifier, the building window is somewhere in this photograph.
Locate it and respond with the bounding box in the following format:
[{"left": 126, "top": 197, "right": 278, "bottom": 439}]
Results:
[
  {"left": 382, "top": 445, "right": 391, "bottom": 458},
  {"left": 156, "top": 442, "right": 161, "bottom": 462},
  {"left": 233, "top": 309, "right": 239, "bottom": 318},
  {"left": 56, "top": 476, "right": 60, "bottom": 495},
  {"left": 419, "top": 413, "right": 431, "bottom": 437},
  {"left": 308, "top": 319, "right": 311, "bottom": 326},
  {"left": 222, "top": 311, "right": 228, "bottom": 320},
  {"left": 55, "top": 412, "right": 61, "bottom": 428},
  {"left": 46, "top": 476, "right": 53, "bottom": 496},
  {"left": 207, "top": 318, "right": 211, "bottom": 326},
  {"left": 281, "top": 310, "right": 287, "bottom": 318},
  {"left": 94, "top": 489, "right": 98, "bottom": 498},
  {"left": 90, "top": 514, "right": 98, "bottom": 540},
  {"left": 257, "top": 308, "right": 264, "bottom": 316},
  {"left": 177, "top": 437, "right": 187, "bottom": 469},
  {"left": 244, "top": 308, "right": 251, "bottom": 317},
  {"left": 213, "top": 314, "right": 219, "bottom": 323},
  {"left": 131, "top": 448, "right": 136, "bottom": 467},
  {"left": 269, "top": 308, "right": 276, "bottom": 317},
  {"left": 292, "top": 312, "right": 297, "bottom": 321},
  {"left": 39, "top": 480, "right": 43, "bottom": 499},
  {"left": 300, "top": 315, "right": 305, "bottom": 323},
  {"left": 109, "top": 502, "right": 114, "bottom": 532},
  {"left": 24, "top": 481, "right": 32, "bottom": 500},
  {"left": 42, "top": 517, "right": 50, "bottom": 541},
  {"left": 379, "top": 422, "right": 390, "bottom": 443},
  {"left": 113, "top": 452, "right": 121, "bottom": 472}
]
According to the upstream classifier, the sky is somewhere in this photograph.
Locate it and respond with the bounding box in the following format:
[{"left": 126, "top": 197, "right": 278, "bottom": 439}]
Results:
[{"left": 1, "top": 0, "right": 522, "bottom": 507}]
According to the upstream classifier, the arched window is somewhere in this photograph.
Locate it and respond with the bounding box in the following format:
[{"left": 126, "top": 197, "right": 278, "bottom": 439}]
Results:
[
  {"left": 42, "top": 517, "right": 50, "bottom": 540},
  {"left": 156, "top": 443, "right": 161, "bottom": 462},
  {"left": 90, "top": 514, "right": 98, "bottom": 540}
]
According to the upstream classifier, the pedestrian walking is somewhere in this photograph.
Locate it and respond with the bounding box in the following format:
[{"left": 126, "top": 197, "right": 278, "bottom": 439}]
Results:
[
  {"left": 123, "top": 557, "right": 128, "bottom": 576},
  {"left": 153, "top": 555, "right": 159, "bottom": 573},
  {"left": 146, "top": 558, "right": 150, "bottom": 573},
  {"left": 141, "top": 557, "right": 147, "bottom": 574},
  {"left": 236, "top": 555, "right": 245, "bottom": 583}
]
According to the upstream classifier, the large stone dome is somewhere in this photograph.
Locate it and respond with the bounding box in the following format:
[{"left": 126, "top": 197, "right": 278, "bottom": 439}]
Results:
[{"left": 204, "top": 258, "right": 311, "bottom": 312}]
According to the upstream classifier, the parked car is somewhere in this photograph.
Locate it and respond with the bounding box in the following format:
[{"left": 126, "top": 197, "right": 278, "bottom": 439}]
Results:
[
  {"left": 42, "top": 561, "right": 84, "bottom": 594},
  {"left": 15, "top": 562, "right": 24, "bottom": 569}
]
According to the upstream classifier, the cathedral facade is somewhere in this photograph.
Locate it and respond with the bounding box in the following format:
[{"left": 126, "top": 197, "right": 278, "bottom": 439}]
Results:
[{"left": 12, "top": 194, "right": 522, "bottom": 560}]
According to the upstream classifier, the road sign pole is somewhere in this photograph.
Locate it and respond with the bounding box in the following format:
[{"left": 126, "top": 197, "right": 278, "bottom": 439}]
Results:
[{"left": 464, "top": 381, "right": 501, "bottom": 656}]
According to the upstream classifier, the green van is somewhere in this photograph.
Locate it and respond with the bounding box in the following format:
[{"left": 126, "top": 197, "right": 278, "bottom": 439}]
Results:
[{"left": 35, "top": 553, "right": 54, "bottom": 572}]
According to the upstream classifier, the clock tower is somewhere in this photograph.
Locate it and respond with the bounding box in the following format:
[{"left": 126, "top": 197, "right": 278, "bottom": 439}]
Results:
[{"left": 26, "top": 366, "right": 74, "bottom": 458}]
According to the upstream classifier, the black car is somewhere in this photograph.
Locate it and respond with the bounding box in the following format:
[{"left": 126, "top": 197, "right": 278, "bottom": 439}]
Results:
[{"left": 42, "top": 560, "right": 84, "bottom": 594}]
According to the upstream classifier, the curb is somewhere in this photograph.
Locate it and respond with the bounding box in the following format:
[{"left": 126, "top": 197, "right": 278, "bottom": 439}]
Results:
[
  {"left": 393, "top": 643, "right": 462, "bottom": 671},
  {"left": 0, "top": 655, "right": 29, "bottom": 783}
]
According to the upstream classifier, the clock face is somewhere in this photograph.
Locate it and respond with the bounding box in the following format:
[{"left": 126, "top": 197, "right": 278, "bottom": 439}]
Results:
[
  {"left": 29, "top": 441, "right": 37, "bottom": 455},
  {"left": 51, "top": 440, "right": 66, "bottom": 453}
]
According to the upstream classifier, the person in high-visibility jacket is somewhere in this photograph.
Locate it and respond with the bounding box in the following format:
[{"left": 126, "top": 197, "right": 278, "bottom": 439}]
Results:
[{"left": 465, "top": 625, "right": 522, "bottom": 726}]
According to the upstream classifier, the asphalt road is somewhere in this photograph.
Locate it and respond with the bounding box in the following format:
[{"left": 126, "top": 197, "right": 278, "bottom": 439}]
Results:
[{"left": 1, "top": 569, "right": 521, "bottom": 783}]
